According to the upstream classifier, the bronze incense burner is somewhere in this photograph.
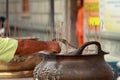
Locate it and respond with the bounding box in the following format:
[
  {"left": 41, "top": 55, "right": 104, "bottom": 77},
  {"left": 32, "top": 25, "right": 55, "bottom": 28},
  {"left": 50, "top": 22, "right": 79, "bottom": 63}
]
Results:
[{"left": 33, "top": 41, "right": 113, "bottom": 80}]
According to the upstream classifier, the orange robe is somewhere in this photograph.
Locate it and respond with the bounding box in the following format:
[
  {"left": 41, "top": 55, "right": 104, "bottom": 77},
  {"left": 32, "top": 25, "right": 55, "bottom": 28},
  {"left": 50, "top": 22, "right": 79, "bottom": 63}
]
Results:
[{"left": 76, "top": 7, "right": 84, "bottom": 47}]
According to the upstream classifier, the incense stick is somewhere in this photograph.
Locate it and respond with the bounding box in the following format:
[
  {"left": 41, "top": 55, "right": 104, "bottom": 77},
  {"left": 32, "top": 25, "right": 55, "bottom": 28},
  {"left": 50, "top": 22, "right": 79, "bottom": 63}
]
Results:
[
  {"left": 94, "top": 24, "right": 97, "bottom": 41},
  {"left": 46, "top": 26, "right": 49, "bottom": 40},
  {"left": 49, "top": 25, "right": 53, "bottom": 41},
  {"left": 87, "top": 24, "right": 91, "bottom": 51},
  {"left": 58, "top": 22, "right": 60, "bottom": 42},
  {"left": 14, "top": 23, "right": 16, "bottom": 37},
  {"left": 94, "top": 24, "right": 98, "bottom": 51},
  {"left": 98, "top": 21, "right": 103, "bottom": 43},
  {"left": 65, "top": 23, "right": 69, "bottom": 54},
  {"left": 55, "top": 22, "right": 58, "bottom": 41},
  {"left": 7, "top": 21, "right": 11, "bottom": 37},
  {"left": 59, "top": 22, "right": 63, "bottom": 47},
  {"left": 17, "top": 13, "right": 23, "bottom": 37}
]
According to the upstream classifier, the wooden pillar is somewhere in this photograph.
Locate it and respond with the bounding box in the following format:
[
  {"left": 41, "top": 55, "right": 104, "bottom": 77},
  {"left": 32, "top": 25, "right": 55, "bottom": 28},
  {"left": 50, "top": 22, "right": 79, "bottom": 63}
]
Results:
[
  {"left": 6, "top": 0, "right": 9, "bottom": 19},
  {"left": 22, "top": 0, "right": 29, "bottom": 13},
  {"left": 70, "top": 0, "right": 78, "bottom": 46},
  {"left": 50, "top": 0, "right": 55, "bottom": 38}
]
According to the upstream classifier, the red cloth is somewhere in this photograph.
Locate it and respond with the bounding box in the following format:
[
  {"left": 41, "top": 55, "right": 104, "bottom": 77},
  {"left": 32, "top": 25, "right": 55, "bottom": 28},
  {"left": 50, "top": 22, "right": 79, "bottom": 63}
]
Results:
[{"left": 76, "top": 7, "right": 84, "bottom": 47}]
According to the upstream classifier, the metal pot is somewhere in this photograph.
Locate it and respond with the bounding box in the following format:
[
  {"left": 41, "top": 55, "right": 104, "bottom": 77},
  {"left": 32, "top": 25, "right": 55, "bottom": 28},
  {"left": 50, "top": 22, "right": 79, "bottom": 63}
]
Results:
[
  {"left": 33, "top": 41, "right": 113, "bottom": 80},
  {"left": 0, "top": 55, "right": 42, "bottom": 78}
]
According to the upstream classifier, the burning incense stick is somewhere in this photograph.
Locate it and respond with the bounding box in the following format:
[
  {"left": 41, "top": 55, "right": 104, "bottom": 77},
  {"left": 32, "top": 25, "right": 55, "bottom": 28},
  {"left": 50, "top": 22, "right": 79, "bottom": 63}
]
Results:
[
  {"left": 94, "top": 24, "right": 97, "bottom": 41},
  {"left": 59, "top": 22, "right": 63, "bottom": 47},
  {"left": 59, "top": 22, "right": 63, "bottom": 39},
  {"left": 65, "top": 23, "right": 69, "bottom": 54},
  {"left": 56, "top": 21, "right": 60, "bottom": 42},
  {"left": 18, "top": 23, "right": 22, "bottom": 37},
  {"left": 14, "top": 23, "right": 16, "bottom": 37},
  {"left": 46, "top": 26, "right": 49, "bottom": 40},
  {"left": 98, "top": 21, "right": 103, "bottom": 43},
  {"left": 86, "top": 24, "right": 91, "bottom": 51},
  {"left": 50, "top": 25, "right": 53, "bottom": 41},
  {"left": 55, "top": 23, "right": 58, "bottom": 41},
  {"left": 94, "top": 24, "right": 98, "bottom": 51},
  {"left": 7, "top": 21, "right": 11, "bottom": 37}
]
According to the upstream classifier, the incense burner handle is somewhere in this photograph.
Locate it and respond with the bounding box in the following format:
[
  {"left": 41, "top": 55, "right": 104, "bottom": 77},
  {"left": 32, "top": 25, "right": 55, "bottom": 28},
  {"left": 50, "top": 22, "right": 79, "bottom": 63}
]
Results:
[{"left": 76, "top": 41, "right": 108, "bottom": 55}]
